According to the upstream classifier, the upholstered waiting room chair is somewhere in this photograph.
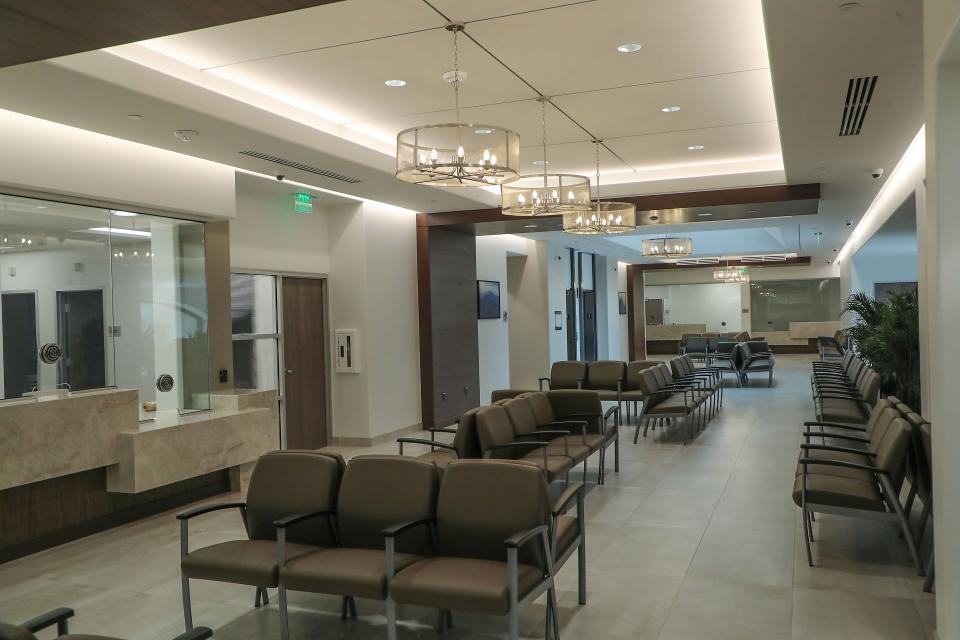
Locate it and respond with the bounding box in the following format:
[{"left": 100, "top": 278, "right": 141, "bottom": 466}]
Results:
[
  {"left": 0, "top": 609, "right": 212, "bottom": 640},
  {"left": 397, "top": 407, "right": 482, "bottom": 470},
  {"left": 476, "top": 404, "right": 575, "bottom": 483},
  {"left": 275, "top": 455, "right": 440, "bottom": 640},
  {"left": 177, "top": 451, "right": 344, "bottom": 631},
  {"left": 387, "top": 460, "right": 561, "bottom": 640},
  {"left": 547, "top": 389, "right": 620, "bottom": 483},
  {"left": 539, "top": 361, "right": 587, "bottom": 391}
]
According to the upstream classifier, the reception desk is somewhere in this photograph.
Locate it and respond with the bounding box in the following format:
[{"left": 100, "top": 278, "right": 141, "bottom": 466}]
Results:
[{"left": 0, "top": 387, "right": 279, "bottom": 562}]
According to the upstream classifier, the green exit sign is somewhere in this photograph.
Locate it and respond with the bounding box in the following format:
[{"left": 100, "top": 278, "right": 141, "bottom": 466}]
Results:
[{"left": 293, "top": 192, "right": 313, "bottom": 214}]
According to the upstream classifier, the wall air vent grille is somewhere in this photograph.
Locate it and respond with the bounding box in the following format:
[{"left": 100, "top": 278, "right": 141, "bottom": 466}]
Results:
[
  {"left": 239, "top": 150, "right": 362, "bottom": 184},
  {"left": 676, "top": 257, "right": 719, "bottom": 266},
  {"left": 839, "top": 75, "right": 878, "bottom": 136}
]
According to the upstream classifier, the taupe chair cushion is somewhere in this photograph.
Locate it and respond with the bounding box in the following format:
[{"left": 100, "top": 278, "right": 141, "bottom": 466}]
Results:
[
  {"left": 503, "top": 398, "right": 540, "bottom": 436},
  {"left": 504, "top": 398, "right": 588, "bottom": 462},
  {"left": 791, "top": 474, "right": 884, "bottom": 511},
  {"left": 490, "top": 389, "right": 531, "bottom": 402},
  {"left": 389, "top": 557, "right": 543, "bottom": 615},
  {"left": 182, "top": 539, "right": 316, "bottom": 586},
  {"left": 523, "top": 392, "right": 556, "bottom": 424},
  {"left": 546, "top": 390, "right": 602, "bottom": 426},
  {"left": 453, "top": 408, "right": 483, "bottom": 459},
  {"left": 550, "top": 361, "right": 587, "bottom": 389},
  {"left": 625, "top": 361, "right": 659, "bottom": 391},
  {"left": 584, "top": 361, "right": 625, "bottom": 391},
  {"left": 476, "top": 405, "right": 519, "bottom": 455},
  {"left": 283, "top": 547, "right": 423, "bottom": 600}
]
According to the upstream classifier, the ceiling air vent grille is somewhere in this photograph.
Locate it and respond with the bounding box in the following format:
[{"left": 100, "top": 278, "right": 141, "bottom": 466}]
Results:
[
  {"left": 239, "top": 150, "right": 362, "bottom": 184},
  {"left": 741, "top": 255, "right": 788, "bottom": 263},
  {"left": 676, "top": 257, "right": 720, "bottom": 266},
  {"left": 839, "top": 75, "right": 878, "bottom": 136}
]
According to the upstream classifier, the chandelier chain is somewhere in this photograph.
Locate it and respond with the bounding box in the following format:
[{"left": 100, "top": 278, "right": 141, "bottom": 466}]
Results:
[{"left": 452, "top": 29, "right": 460, "bottom": 120}]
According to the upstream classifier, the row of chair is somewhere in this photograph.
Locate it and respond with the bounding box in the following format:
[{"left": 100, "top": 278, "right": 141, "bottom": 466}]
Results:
[
  {"left": 793, "top": 395, "right": 934, "bottom": 590},
  {"left": 817, "top": 329, "right": 847, "bottom": 362},
  {"left": 685, "top": 338, "right": 776, "bottom": 387},
  {"left": 177, "top": 452, "right": 586, "bottom": 640},
  {"left": 810, "top": 351, "right": 880, "bottom": 424},
  {"left": 400, "top": 390, "right": 620, "bottom": 484},
  {"left": 631, "top": 356, "right": 723, "bottom": 444}
]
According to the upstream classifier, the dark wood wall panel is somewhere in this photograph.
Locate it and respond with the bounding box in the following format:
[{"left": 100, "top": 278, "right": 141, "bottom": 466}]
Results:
[
  {"left": 0, "top": 468, "right": 230, "bottom": 563},
  {"left": 417, "top": 221, "right": 480, "bottom": 429},
  {"left": 626, "top": 266, "right": 647, "bottom": 360},
  {"left": 0, "top": 1, "right": 344, "bottom": 68}
]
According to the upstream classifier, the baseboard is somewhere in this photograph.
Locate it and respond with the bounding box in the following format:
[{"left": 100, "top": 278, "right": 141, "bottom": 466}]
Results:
[{"left": 331, "top": 423, "right": 422, "bottom": 448}]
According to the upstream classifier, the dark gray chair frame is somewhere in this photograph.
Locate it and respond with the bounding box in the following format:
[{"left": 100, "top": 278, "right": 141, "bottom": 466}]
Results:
[{"left": 4, "top": 608, "right": 212, "bottom": 640}]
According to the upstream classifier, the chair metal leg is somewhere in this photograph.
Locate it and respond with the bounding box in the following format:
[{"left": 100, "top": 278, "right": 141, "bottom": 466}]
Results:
[
  {"left": 549, "top": 587, "right": 560, "bottom": 640},
  {"left": 386, "top": 596, "right": 397, "bottom": 640},
  {"left": 181, "top": 576, "right": 193, "bottom": 631},
  {"left": 916, "top": 500, "right": 932, "bottom": 544},
  {"left": 923, "top": 551, "right": 935, "bottom": 593},
  {"left": 435, "top": 609, "right": 446, "bottom": 634},
  {"left": 802, "top": 507, "right": 814, "bottom": 567},
  {"left": 279, "top": 585, "right": 290, "bottom": 640},
  {"left": 445, "top": 610, "right": 453, "bottom": 629},
  {"left": 883, "top": 476, "right": 925, "bottom": 575},
  {"left": 341, "top": 597, "right": 349, "bottom": 620},
  {"left": 614, "top": 433, "right": 620, "bottom": 472},
  {"left": 577, "top": 540, "right": 587, "bottom": 605}
]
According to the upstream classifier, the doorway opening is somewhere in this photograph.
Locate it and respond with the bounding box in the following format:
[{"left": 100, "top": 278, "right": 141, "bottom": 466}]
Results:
[{"left": 56, "top": 289, "right": 106, "bottom": 391}]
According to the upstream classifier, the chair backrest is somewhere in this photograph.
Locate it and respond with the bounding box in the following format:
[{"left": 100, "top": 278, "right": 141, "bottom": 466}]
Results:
[
  {"left": 863, "top": 398, "right": 892, "bottom": 434},
  {"left": 638, "top": 368, "right": 663, "bottom": 401},
  {"left": 833, "top": 329, "right": 847, "bottom": 348},
  {"left": 685, "top": 336, "right": 707, "bottom": 353},
  {"left": 502, "top": 397, "right": 540, "bottom": 436},
  {"left": 680, "top": 333, "right": 701, "bottom": 346},
  {"left": 706, "top": 336, "right": 721, "bottom": 350},
  {"left": 476, "top": 404, "right": 519, "bottom": 457},
  {"left": 550, "top": 361, "right": 587, "bottom": 389},
  {"left": 0, "top": 622, "right": 35, "bottom": 640},
  {"left": 436, "top": 460, "right": 551, "bottom": 571},
  {"left": 337, "top": 455, "right": 439, "bottom": 555},
  {"left": 522, "top": 391, "right": 556, "bottom": 426},
  {"left": 866, "top": 407, "right": 900, "bottom": 453},
  {"left": 858, "top": 370, "right": 881, "bottom": 406},
  {"left": 733, "top": 331, "right": 750, "bottom": 342},
  {"left": 715, "top": 340, "right": 737, "bottom": 354},
  {"left": 585, "top": 360, "right": 626, "bottom": 391},
  {"left": 453, "top": 408, "right": 483, "bottom": 459},
  {"left": 625, "top": 360, "right": 659, "bottom": 390},
  {"left": 669, "top": 357, "right": 685, "bottom": 378},
  {"left": 246, "top": 450, "right": 342, "bottom": 545},
  {"left": 872, "top": 417, "right": 913, "bottom": 475},
  {"left": 546, "top": 390, "right": 603, "bottom": 433},
  {"left": 653, "top": 363, "right": 673, "bottom": 387}
]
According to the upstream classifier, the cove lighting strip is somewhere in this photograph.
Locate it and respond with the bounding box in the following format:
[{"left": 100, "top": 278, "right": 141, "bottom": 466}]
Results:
[
  {"left": 835, "top": 126, "right": 925, "bottom": 265},
  {"left": 88, "top": 227, "right": 152, "bottom": 237}
]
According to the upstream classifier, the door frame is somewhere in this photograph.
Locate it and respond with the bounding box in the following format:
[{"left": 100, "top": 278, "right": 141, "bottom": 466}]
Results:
[
  {"left": 54, "top": 286, "right": 108, "bottom": 392},
  {"left": 230, "top": 269, "right": 331, "bottom": 449}
]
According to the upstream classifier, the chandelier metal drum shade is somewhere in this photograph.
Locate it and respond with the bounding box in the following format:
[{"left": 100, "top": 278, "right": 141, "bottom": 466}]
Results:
[
  {"left": 641, "top": 235, "right": 693, "bottom": 258},
  {"left": 563, "top": 141, "right": 636, "bottom": 234},
  {"left": 395, "top": 24, "right": 520, "bottom": 186},
  {"left": 501, "top": 98, "right": 592, "bottom": 216}
]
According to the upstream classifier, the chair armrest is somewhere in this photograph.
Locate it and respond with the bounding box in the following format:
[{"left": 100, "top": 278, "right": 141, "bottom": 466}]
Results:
[
  {"left": 505, "top": 524, "right": 549, "bottom": 549},
  {"left": 274, "top": 510, "right": 337, "bottom": 529},
  {"left": 604, "top": 405, "right": 620, "bottom": 421},
  {"left": 382, "top": 517, "right": 436, "bottom": 539},
  {"left": 814, "top": 393, "right": 863, "bottom": 401},
  {"left": 21, "top": 608, "right": 74, "bottom": 634},
  {"left": 521, "top": 429, "right": 573, "bottom": 439},
  {"left": 803, "top": 421, "right": 866, "bottom": 431},
  {"left": 172, "top": 627, "right": 214, "bottom": 640},
  {"left": 798, "top": 458, "right": 882, "bottom": 474},
  {"left": 801, "top": 431, "right": 869, "bottom": 444},
  {"left": 552, "top": 481, "right": 585, "bottom": 517},
  {"left": 427, "top": 427, "right": 458, "bottom": 435},
  {"left": 397, "top": 438, "right": 458, "bottom": 456},
  {"left": 176, "top": 502, "right": 246, "bottom": 521},
  {"left": 544, "top": 420, "right": 587, "bottom": 434},
  {"left": 800, "top": 443, "right": 875, "bottom": 457}
]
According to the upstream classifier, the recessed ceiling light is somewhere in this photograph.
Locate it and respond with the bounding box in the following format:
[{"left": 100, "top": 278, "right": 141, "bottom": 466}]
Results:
[
  {"left": 112, "top": 210, "right": 138, "bottom": 217},
  {"left": 36, "top": 205, "right": 47, "bottom": 209},
  {"left": 532, "top": 160, "right": 550, "bottom": 166},
  {"left": 697, "top": 212, "right": 713, "bottom": 217},
  {"left": 661, "top": 106, "right": 681, "bottom": 113},
  {"left": 687, "top": 145, "right": 705, "bottom": 151},
  {"left": 524, "top": 224, "right": 538, "bottom": 229},
  {"left": 649, "top": 215, "right": 659, "bottom": 221},
  {"left": 127, "top": 114, "right": 143, "bottom": 120},
  {"left": 474, "top": 128, "right": 493, "bottom": 135},
  {"left": 384, "top": 79, "right": 406, "bottom": 87},
  {"left": 617, "top": 43, "right": 642, "bottom": 53}
]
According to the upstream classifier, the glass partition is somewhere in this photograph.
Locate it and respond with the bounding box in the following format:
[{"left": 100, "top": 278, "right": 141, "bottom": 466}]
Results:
[
  {"left": 750, "top": 278, "right": 841, "bottom": 332},
  {"left": 0, "top": 193, "right": 210, "bottom": 419}
]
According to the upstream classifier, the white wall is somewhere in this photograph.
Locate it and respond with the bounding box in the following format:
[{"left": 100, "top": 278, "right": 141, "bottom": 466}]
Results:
[
  {"left": 849, "top": 253, "right": 919, "bottom": 297},
  {"left": 547, "top": 239, "right": 570, "bottom": 364},
  {"left": 506, "top": 241, "right": 550, "bottom": 391},
  {"left": 476, "top": 235, "right": 528, "bottom": 403},
  {"left": 644, "top": 282, "right": 742, "bottom": 333},
  {"left": 0, "top": 109, "right": 236, "bottom": 220},
  {"left": 230, "top": 176, "right": 331, "bottom": 274}
]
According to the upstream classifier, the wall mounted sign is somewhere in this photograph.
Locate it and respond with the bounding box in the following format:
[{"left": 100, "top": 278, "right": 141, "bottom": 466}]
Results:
[{"left": 293, "top": 192, "right": 313, "bottom": 214}]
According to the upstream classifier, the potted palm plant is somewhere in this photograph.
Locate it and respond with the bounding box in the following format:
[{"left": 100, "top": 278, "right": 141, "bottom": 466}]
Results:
[{"left": 841, "top": 290, "right": 921, "bottom": 410}]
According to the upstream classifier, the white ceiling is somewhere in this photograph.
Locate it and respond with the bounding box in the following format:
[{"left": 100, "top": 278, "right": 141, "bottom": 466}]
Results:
[{"left": 0, "top": 0, "right": 924, "bottom": 264}]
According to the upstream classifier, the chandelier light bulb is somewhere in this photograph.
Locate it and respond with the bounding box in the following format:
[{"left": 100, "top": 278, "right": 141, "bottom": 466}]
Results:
[{"left": 457, "top": 145, "right": 464, "bottom": 159}]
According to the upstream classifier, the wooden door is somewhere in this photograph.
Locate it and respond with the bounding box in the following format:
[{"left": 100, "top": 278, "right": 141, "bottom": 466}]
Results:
[{"left": 281, "top": 277, "right": 328, "bottom": 449}]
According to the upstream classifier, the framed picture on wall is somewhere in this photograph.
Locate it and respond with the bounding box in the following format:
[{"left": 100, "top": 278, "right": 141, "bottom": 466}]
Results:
[
  {"left": 477, "top": 280, "right": 501, "bottom": 319},
  {"left": 618, "top": 291, "right": 627, "bottom": 315}
]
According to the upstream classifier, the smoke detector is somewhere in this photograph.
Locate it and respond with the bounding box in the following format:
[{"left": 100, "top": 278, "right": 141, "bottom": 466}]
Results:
[{"left": 174, "top": 130, "right": 199, "bottom": 143}]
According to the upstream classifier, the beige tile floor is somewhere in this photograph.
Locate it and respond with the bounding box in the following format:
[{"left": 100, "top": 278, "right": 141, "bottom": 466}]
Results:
[{"left": 0, "top": 355, "right": 936, "bottom": 639}]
